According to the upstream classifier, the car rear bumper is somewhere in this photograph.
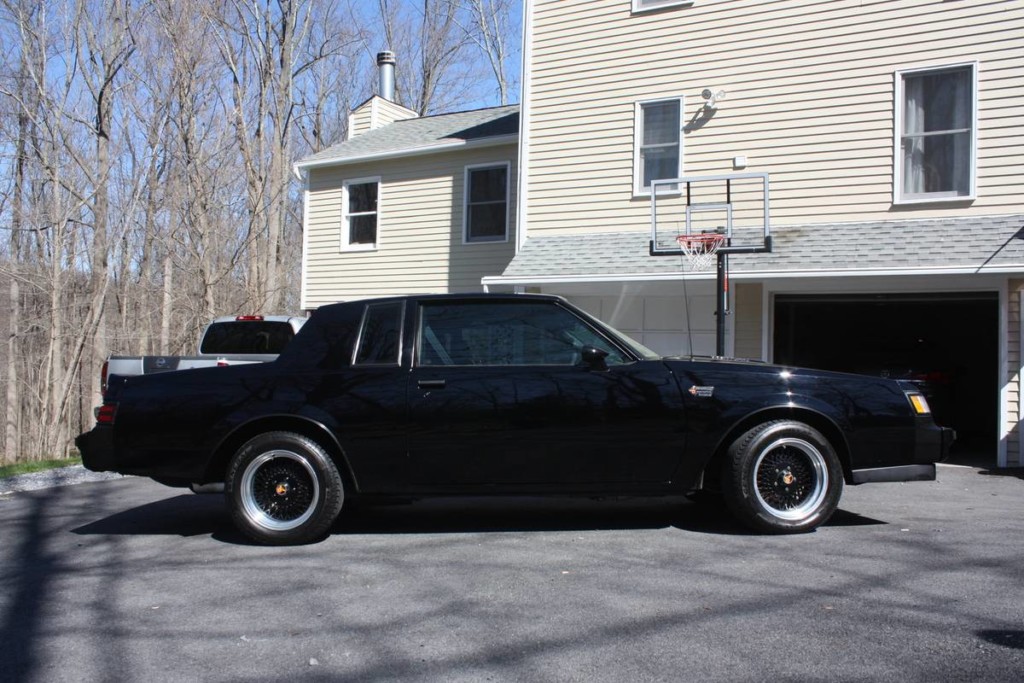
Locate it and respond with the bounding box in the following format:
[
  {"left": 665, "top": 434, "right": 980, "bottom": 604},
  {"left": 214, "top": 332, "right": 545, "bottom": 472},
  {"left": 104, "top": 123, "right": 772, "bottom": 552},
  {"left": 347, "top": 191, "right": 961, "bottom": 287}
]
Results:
[{"left": 75, "top": 427, "right": 117, "bottom": 473}]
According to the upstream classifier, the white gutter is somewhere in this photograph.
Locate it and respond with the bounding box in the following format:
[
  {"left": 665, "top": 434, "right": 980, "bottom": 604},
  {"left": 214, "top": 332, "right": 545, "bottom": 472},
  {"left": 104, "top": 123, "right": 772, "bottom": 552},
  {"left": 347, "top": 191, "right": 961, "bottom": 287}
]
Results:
[
  {"left": 482, "top": 264, "right": 1024, "bottom": 288},
  {"left": 293, "top": 134, "right": 519, "bottom": 176}
]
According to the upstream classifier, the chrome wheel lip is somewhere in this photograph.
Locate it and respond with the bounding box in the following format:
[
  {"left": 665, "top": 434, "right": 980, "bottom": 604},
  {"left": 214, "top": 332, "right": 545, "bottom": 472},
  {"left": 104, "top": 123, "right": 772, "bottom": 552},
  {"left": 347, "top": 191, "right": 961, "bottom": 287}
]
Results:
[
  {"left": 240, "top": 450, "right": 320, "bottom": 532},
  {"left": 752, "top": 437, "right": 828, "bottom": 521}
]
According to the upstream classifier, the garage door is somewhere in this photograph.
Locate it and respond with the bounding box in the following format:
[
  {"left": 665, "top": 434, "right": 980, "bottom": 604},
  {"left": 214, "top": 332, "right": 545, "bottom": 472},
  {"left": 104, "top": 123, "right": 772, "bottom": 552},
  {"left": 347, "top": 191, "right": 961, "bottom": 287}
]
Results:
[{"left": 773, "top": 292, "right": 997, "bottom": 453}]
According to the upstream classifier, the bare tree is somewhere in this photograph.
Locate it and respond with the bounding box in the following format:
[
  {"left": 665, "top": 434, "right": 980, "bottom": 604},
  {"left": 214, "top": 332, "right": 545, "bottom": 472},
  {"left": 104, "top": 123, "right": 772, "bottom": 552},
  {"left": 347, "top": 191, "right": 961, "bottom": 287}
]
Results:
[
  {"left": 457, "top": 0, "right": 518, "bottom": 105},
  {"left": 0, "top": 0, "right": 518, "bottom": 463},
  {"left": 371, "top": 0, "right": 475, "bottom": 115}
]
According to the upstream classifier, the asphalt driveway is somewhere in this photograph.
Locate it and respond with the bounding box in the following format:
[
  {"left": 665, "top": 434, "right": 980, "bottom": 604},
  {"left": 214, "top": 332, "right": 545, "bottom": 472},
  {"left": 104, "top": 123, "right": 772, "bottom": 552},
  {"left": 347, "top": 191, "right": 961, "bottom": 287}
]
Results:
[{"left": 1, "top": 463, "right": 1022, "bottom": 682}]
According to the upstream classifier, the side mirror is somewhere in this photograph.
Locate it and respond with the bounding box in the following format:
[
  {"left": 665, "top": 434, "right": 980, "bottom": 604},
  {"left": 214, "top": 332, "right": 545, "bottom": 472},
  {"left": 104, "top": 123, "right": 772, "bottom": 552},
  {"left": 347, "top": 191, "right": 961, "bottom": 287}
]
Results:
[{"left": 580, "top": 346, "right": 609, "bottom": 370}]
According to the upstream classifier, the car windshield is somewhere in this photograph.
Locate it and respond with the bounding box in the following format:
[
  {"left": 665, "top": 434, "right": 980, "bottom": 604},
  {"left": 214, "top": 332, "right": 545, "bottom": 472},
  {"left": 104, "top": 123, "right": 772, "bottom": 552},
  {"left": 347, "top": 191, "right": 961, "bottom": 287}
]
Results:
[{"left": 571, "top": 307, "right": 662, "bottom": 360}]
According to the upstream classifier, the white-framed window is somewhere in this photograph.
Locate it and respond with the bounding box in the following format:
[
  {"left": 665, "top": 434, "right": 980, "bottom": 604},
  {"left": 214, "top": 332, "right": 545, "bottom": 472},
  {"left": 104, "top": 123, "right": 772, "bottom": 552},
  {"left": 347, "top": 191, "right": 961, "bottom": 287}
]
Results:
[
  {"left": 894, "top": 62, "right": 977, "bottom": 204},
  {"left": 632, "top": 0, "right": 695, "bottom": 13},
  {"left": 341, "top": 176, "right": 380, "bottom": 251},
  {"left": 464, "top": 162, "right": 510, "bottom": 243},
  {"left": 634, "top": 97, "right": 684, "bottom": 195}
]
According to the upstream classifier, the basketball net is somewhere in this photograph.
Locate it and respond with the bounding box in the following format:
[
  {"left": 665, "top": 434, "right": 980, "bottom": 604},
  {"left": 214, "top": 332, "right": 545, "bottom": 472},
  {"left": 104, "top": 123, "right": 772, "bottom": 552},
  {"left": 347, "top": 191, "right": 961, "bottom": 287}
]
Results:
[{"left": 676, "top": 233, "right": 726, "bottom": 271}]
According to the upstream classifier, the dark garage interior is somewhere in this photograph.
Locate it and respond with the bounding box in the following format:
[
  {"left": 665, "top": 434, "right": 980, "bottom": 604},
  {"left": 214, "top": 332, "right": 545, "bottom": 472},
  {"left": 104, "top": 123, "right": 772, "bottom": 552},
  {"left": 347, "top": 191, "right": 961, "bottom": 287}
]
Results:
[{"left": 773, "top": 292, "right": 998, "bottom": 457}]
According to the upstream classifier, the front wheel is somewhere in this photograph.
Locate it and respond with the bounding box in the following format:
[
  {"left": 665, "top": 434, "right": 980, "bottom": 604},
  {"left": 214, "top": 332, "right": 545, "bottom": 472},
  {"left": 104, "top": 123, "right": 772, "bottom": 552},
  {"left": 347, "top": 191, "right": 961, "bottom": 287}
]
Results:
[
  {"left": 226, "top": 432, "right": 344, "bottom": 545},
  {"left": 722, "top": 421, "right": 843, "bottom": 533}
]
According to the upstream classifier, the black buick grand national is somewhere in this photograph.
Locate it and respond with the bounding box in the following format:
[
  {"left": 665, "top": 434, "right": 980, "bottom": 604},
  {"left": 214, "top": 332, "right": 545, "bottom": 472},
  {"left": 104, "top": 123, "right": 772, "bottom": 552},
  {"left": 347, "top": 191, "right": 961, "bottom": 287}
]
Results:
[{"left": 77, "top": 293, "right": 953, "bottom": 545}]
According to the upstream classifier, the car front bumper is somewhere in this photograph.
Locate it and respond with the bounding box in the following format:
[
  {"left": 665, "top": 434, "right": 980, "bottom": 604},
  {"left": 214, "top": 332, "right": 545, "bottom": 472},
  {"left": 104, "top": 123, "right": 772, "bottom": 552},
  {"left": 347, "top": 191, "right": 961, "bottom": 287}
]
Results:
[{"left": 850, "top": 423, "right": 954, "bottom": 484}]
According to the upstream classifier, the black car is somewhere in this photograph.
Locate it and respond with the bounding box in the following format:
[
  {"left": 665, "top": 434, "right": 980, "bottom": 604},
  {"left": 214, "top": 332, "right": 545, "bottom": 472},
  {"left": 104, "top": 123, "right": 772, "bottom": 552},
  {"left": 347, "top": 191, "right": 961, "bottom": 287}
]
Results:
[{"left": 77, "top": 294, "right": 952, "bottom": 545}]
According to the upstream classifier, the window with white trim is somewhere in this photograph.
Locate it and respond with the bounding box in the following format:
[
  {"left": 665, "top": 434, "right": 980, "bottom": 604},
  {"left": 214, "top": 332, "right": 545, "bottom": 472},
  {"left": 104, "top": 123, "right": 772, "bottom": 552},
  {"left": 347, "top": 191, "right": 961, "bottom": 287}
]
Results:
[
  {"left": 464, "top": 163, "right": 509, "bottom": 243},
  {"left": 635, "top": 98, "right": 683, "bottom": 194},
  {"left": 895, "top": 63, "right": 976, "bottom": 203},
  {"left": 633, "top": 0, "right": 695, "bottom": 13},
  {"left": 341, "top": 177, "right": 379, "bottom": 250}
]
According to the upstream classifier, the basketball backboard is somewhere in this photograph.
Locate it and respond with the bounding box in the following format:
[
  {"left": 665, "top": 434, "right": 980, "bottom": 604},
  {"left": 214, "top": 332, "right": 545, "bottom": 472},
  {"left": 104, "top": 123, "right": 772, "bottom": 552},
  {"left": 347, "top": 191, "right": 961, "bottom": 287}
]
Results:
[{"left": 649, "top": 172, "right": 772, "bottom": 257}]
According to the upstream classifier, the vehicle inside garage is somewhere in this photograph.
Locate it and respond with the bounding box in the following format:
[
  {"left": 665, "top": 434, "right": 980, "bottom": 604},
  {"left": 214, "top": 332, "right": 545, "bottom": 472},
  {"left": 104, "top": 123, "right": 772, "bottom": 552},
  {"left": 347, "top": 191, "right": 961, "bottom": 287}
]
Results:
[{"left": 773, "top": 292, "right": 998, "bottom": 457}]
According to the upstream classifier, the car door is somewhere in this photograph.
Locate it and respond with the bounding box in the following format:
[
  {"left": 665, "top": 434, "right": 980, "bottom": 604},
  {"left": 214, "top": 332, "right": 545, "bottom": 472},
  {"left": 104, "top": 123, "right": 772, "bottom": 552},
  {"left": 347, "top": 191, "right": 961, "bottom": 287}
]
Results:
[{"left": 407, "top": 299, "right": 685, "bottom": 490}]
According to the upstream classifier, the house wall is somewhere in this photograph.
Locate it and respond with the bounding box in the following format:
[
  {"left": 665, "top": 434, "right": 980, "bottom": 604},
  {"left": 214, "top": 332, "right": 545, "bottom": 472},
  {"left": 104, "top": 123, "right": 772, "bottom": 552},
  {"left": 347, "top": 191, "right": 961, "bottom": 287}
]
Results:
[
  {"left": 302, "top": 143, "right": 518, "bottom": 308},
  {"left": 560, "top": 281, "right": 722, "bottom": 356},
  {"left": 347, "top": 97, "right": 418, "bottom": 138},
  {"left": 733, "top": 283, "right": 763, "bottom": 360},
  {"left": 522, "top": 0, "right": 1023, "bottom": 236},
  {"left": 1008, "top": 279, "right": 1024, "bottom": 467}
]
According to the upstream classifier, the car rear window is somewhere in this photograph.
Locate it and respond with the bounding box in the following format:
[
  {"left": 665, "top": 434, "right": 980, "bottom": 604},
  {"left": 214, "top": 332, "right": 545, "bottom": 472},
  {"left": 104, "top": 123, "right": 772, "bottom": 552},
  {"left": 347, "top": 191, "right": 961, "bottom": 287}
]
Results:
[{"left": 200, "top": 321, "right": 296, "bottom": 354}]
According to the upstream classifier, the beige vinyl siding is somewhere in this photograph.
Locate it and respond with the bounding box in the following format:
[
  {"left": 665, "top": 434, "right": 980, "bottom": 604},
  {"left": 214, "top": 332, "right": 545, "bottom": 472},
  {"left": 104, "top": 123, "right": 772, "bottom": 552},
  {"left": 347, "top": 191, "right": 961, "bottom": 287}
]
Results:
[
  {"left": 348, "top": 103, "right": 374, "bottom": 138},
  {"left": 733, "top": 283, "right": 763, "bottom": 361},
  {"left": 303, "top": 143, "right": 518, "bottom": 307},
  {"left": 525, "top": 0, "right": 1024, "bottom": 236},
  {"left": 374, "top": 98, "right": 419, "bottom": 128},
  {"left": 347, "top": 97, "right": 418, "bottom": 138}
]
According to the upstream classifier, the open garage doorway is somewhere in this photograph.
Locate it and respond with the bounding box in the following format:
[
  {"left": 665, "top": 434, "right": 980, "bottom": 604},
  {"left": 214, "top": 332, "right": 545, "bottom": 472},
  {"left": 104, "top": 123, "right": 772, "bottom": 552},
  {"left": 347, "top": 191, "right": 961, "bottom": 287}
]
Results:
[{"left": 773, "top": 292, "right": 998, "bottom": 457}]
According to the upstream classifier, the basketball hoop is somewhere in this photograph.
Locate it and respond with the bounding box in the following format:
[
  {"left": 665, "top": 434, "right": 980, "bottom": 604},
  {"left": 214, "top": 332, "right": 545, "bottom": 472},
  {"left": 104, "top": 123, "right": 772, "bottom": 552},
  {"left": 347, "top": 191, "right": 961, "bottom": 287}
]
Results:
[{"left": 676, "top": 232, "right": 726, "bottom": 271}]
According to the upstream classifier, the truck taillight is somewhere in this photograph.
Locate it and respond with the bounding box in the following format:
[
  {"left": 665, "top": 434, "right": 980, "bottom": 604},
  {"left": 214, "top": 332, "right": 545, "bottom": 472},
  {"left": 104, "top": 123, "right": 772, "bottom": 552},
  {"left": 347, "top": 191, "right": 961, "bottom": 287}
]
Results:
[
  {"left": 97, "top": 403, "right": 117, "bottom": 425},
  {"left": 101, "top": 360, "right": 109, "bottom": 394}
]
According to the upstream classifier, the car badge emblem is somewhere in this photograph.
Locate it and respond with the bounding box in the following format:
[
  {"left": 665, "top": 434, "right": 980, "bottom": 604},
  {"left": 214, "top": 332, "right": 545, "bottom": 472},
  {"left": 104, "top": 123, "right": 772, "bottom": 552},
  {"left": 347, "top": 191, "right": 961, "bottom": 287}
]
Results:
[{"left": 689, "top": 385, "right": 714, "bottom": 398}]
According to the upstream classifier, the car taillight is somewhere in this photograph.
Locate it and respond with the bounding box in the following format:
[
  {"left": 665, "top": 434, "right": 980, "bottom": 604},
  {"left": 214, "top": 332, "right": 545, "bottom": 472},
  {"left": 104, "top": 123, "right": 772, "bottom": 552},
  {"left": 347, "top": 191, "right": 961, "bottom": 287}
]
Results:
[
  {"left": 97, "top": 403, "right": 117, "bottom": 425},
  {"left": 235, "top": 315, "right": 264, "bottom": 321},
  {"left": 101, "top": 360, "right": 109, "bottom": 394}
]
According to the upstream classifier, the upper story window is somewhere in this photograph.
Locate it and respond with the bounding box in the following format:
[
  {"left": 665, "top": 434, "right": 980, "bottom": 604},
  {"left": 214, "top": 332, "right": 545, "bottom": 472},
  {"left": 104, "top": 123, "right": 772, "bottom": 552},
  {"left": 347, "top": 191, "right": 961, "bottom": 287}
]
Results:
[
  {"left": 341, "top": 177, "right": 379, "bottom": 250},
  {"left": 634, "top": 98, "right": 683, "bottom": 195},
  {"left": 895, "top": 63, "right": 977, "bottom": 204},
  {"left": 464, "top": 163, "right": 510, "bottom": 243},
  {"left": 632, "top": 0, "right": 695, "bottom": 12}
]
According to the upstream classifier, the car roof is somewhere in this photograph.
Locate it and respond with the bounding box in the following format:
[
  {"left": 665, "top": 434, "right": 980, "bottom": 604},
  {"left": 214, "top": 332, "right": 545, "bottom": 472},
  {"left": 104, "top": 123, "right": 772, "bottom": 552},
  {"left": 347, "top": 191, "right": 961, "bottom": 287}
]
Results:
[{"left": 313, "top": 292, "right": 567, "bottom": 316}]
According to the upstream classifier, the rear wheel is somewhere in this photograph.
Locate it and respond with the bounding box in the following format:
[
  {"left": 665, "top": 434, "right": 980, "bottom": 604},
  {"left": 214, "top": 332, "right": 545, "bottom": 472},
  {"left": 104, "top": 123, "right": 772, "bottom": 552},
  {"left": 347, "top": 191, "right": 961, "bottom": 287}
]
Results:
[
  {"left": 722, "top": 420, "right": 843, "bottom": 533},
  {"left": 226, "top": 432, "right": 344, "bottom": 545}
]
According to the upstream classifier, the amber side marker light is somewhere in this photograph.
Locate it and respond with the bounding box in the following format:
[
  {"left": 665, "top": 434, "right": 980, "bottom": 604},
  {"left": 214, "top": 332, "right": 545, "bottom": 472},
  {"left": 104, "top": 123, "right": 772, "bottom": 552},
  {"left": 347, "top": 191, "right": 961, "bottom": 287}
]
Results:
[{"left": 908, "top": 393, "right": 931, "bottom": 415}]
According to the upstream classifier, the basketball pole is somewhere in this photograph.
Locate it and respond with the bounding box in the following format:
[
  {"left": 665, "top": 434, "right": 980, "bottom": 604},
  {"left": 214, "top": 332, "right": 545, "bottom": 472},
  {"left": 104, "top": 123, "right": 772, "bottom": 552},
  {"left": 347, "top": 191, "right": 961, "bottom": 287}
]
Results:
[{"left": 715, "top": 252, "right": 727, "bottom": 357}]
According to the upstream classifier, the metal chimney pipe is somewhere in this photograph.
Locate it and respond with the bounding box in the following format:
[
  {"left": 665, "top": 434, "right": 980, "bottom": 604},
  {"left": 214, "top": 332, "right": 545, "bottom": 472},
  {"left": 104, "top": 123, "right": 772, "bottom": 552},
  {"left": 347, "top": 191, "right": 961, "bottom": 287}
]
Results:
[{"left": 377, "top": 51, "right": 396, "bottom": 101}]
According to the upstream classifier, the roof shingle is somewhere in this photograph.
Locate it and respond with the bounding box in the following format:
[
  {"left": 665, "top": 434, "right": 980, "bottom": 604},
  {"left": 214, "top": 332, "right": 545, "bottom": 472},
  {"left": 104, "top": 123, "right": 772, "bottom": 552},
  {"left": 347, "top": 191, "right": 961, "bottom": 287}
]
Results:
[
  {"left": 496, "top": 215, "right": 1024, "bottom": 280},
  {"left": 297, "top": 105, "right": 519, "bottom": 168}
]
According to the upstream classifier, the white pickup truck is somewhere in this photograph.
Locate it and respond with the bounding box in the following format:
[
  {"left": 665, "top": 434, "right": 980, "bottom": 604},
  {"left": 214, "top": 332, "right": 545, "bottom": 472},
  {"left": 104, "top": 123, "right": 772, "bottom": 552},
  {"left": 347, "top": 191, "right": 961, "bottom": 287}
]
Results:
[{"left": 102, "top": 315, "right": 306, "bottom": 391}]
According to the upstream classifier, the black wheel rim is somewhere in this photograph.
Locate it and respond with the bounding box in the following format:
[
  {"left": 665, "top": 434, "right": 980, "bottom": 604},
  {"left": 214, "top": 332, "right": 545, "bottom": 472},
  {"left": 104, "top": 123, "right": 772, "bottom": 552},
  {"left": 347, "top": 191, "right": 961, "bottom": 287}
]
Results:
[
  {"left": 240, "top": 451, "right": 320, "bottom": 531},
  {"left": 752, "top": 437, "right": 828, "bottom": 521}
]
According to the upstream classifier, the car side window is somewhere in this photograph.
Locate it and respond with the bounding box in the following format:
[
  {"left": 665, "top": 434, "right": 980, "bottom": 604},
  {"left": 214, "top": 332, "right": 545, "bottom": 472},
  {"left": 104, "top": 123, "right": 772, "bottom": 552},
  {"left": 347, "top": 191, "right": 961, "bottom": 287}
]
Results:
[
  {"left": 353, "top": 302, "right": 403, "bottom": 365},
  {"left": 418, "top": 301, "right": 628, "bottom": 367}
]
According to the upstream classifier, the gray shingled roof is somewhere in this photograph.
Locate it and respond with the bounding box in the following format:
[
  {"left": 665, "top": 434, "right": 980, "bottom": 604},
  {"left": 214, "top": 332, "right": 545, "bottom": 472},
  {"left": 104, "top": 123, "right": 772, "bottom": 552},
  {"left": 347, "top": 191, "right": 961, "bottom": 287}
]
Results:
[
  {"left": 297, "top": 105, "right": 519, "bottom": 168},
  {"left": 495, "top": 214, "right": 1024, "bottom": 280}
]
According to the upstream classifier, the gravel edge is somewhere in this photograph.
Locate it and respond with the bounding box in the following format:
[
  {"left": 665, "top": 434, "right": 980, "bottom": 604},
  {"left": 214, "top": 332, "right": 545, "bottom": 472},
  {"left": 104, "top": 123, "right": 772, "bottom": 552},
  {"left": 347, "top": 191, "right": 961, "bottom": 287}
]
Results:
[{"left": 0, "top": 465, "right": 128, "bottom": 495}]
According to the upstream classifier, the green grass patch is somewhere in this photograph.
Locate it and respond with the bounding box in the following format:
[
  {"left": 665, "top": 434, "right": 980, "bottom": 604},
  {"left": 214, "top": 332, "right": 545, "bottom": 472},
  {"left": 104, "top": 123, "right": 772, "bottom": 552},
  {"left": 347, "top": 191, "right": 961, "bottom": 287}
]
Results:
[{"left": 0, "top": 456, "right": 82, "bottom": 479}]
